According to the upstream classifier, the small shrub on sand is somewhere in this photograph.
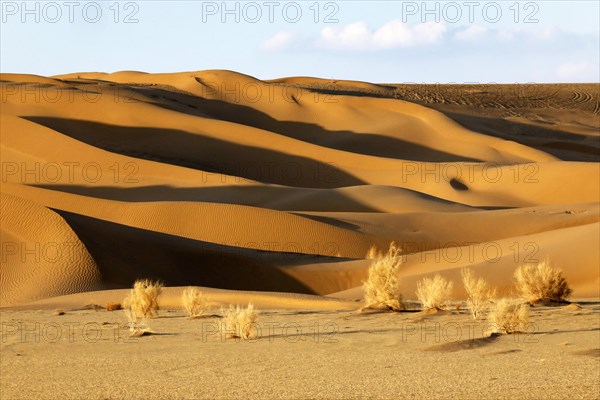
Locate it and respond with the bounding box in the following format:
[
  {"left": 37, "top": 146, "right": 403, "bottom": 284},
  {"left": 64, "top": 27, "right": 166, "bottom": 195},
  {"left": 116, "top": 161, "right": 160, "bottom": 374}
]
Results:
[
  {"left": 462, "top": 268, "right": 496, "bottom": 319},
  {"left": 514, "top": 260, "right": 572, "bottom": 303},
  {"left": 416, "top": 274, "right": 453, "bottom": 310},
  {"left": 106, "top": 302, "right": 122, "bottom": 311},
  {"left": 123, "top": 279, "right": 163, "bottom": 321},
  {"left": 126, "top": 321, "right": 154, "bottom": 337},
  {"left": 487, "top": 298, "right": 530, "bottom": 334},
  {"left": 221, "top": 303, "right": 258, "bottom": 340},
  {"left": 362, "top": 243, "right": 404, "bottom": 311},
  {"left": 182, "top": 287, "right": 208, "bottom": 318}
]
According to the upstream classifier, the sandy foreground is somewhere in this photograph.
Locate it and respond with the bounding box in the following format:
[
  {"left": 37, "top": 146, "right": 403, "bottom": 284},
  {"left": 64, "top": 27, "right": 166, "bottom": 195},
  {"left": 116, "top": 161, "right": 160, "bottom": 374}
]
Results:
[
  {"left": 1, "top": 297, "right": 599, "bottom": 399},
  {"left": 0, "top": 71, "right": 599, "bottom": 398}
]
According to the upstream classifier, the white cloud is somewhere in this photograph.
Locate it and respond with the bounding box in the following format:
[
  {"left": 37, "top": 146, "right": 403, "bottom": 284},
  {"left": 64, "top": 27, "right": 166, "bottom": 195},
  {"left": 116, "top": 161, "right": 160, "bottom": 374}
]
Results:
[
  {"left": 320, "top": 22, "right": 371, "bottom": 50},
  {"left": 454, "top": 25, "right": 488, "bottom": 42},
  {"left": 555, "top": 61, "right": 597, "bottom": 80},
  {"left": 454, "top": 26, "right": 565, "bottom": 44},
  {"left": 496, "top": 29, "right": 515, "bottom": 41},
  {"left": 260, "top": 32, "right": 296, "bottom": 52},
  {"left": 530, "top": 27, "right": 560, "bottom": 41},
  {"left": 317, "top": 20, "right": 446, "bottom": 51}
]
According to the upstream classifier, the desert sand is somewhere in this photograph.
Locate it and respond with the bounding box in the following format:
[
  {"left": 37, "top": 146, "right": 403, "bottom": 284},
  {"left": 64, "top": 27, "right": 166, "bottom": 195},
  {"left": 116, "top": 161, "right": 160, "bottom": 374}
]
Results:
[
  {"left": 0, "top": 71, "right": 599, "bottom": 399},
  {"left": 1, "top": 300, "right": 599, "bottom": 399}
]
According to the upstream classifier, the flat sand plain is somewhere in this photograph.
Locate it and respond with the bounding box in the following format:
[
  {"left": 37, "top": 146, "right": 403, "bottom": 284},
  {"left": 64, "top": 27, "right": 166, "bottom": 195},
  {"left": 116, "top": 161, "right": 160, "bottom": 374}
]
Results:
[{"left": 1, "top": 298, "right": 598, "bottom": 399}]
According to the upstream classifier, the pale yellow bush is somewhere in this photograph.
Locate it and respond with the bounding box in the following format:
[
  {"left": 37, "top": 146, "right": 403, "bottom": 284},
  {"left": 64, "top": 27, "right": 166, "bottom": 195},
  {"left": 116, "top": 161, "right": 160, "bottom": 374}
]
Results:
[
  {"left": 182, "top": 287, "right": 208, "bottom": 318},
  {"left": 462, "top": 268, "right": 496, "bottom": 319},
  {"left": 221, "top": 303, "right": 258, "bottom": 340},
  {"left": 416, "top": 274, "right": 453, "bottom": 310},
  {"left": 514, "top": 260, "right": 572, "bottom": 303},
  {"left": 487, "top": 298, "right": 530, "bottom": 334},
  {"left": 363, "top": 243, "right": 404, "bottom": 311},
  {"left": 123, "top": 279, "right": 163, "bottom": 321}
]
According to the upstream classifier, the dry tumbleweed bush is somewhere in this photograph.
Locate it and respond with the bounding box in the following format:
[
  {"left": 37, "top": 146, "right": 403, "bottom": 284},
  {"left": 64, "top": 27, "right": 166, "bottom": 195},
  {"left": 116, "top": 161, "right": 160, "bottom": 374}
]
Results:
[
  {"left": 462, "top": 268, "right": 496, "bottom": 319},
  {"left": 416, "top": 274, "right": 453, "bottom": 310},
  {"left": 514, "top": 260, "right": 572, "bottom": 303},
  {"left": 106, "top": 302, "right": 122, "bottom": 311},
  {"left": 123, "top": 279, "right": 163, "bottom": 322},
  {"left": 221, "top": 303, "right": 258, "bottom": 340},
  {"left": 181, "top": 287, "right": 208, "bottom": 318},
  {"left": 487, "top": 298, "right": 530, "bottom": 334},
  {"left": 362, "top": 243, "right": 404, "bottom": 311}
]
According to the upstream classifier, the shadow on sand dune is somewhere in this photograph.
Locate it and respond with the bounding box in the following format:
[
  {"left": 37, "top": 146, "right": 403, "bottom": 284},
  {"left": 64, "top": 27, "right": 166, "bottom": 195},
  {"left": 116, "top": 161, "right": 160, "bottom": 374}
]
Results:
[
  {"left": 57, "top": 83, "right": 481, "bottom": 163},
  {"left": 32, "top": 184, "right": 381, "bottom": 212},
  {"left": 54, "top": 209, "right": 355, "bottom": 294},
  {"left": 154, "top": 93, "right": 482, "bottom": 163},
  {"left": 24, "top": 117, "right": 365, "bottom": 188},
  {"left": 427, "top": 109, "right": 600, "bottom": 162}
]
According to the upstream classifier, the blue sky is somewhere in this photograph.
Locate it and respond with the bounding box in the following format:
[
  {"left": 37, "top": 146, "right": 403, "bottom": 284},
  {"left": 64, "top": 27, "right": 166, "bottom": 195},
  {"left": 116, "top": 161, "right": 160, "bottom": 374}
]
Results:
[{"left": 1, "top": 1, "right": 598, "bottom": 82}]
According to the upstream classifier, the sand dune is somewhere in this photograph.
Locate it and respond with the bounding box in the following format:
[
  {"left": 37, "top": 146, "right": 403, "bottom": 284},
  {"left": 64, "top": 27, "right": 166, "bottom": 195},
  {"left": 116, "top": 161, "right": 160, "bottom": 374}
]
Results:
[
  {"left": 322, "top": 221, "right": 599, "bottom": 298},
  {"left": 1, "top": 71, "right": 598, "bottom": 307},
  {"left": 0, "top": 193, "right": 101, "bottom": 306}
]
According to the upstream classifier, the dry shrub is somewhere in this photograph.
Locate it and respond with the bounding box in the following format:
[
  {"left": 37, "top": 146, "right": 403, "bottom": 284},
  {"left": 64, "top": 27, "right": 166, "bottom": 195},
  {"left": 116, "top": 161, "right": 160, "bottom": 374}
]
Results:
[
  {"left": 123, "top": 279, "right": 163, "bottom": 321},
  {"left": 221, "top": 303, "right": 258, "bottom": 340},
  {"left": 182, "top": 287, "right": 208, "bottom": 318},
  {"left": 487, "top": 298, "right": 530, "bottom": 334},
  {"left": 106, "top": 302, "right": 122, "bottom": 311},
  {"left": 462, "top": 268, "right": 496, "bottom": 319},
  {"left": 514, "top": 260, "right": 572, "bottom": 303},
  {"left": 127, "top": 324, "right": 154, "bottom": 337},
  {"left": 363, "top": 242, "right": 404, "bottom": 311},
  {"left": 416, "top": 274, "right": 453, "bottom": 310}
]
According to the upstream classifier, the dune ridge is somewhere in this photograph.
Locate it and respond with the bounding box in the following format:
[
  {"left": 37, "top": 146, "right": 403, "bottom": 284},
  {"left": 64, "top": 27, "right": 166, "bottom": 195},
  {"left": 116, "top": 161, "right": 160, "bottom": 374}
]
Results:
[{"left": 1, "top": 71, "right": 598, "bottom": 307}]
